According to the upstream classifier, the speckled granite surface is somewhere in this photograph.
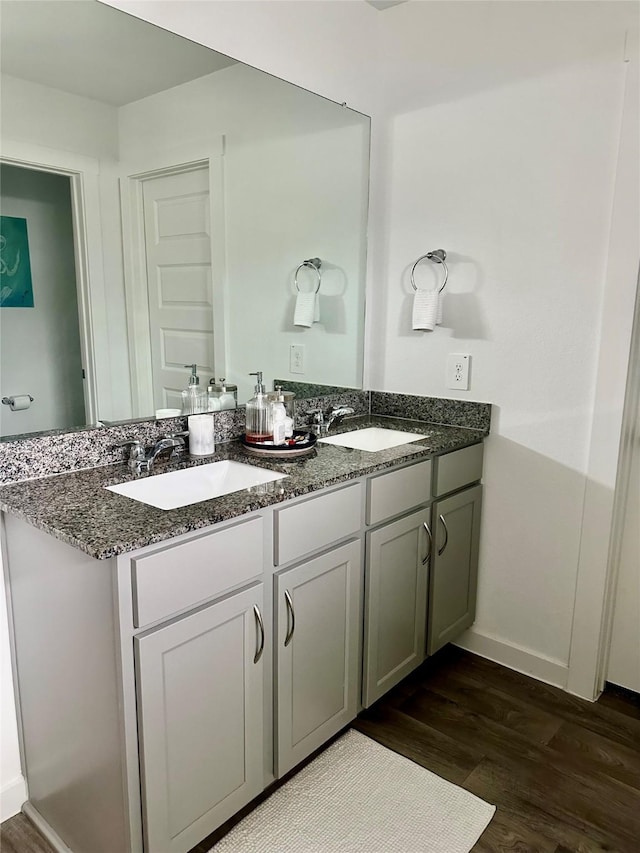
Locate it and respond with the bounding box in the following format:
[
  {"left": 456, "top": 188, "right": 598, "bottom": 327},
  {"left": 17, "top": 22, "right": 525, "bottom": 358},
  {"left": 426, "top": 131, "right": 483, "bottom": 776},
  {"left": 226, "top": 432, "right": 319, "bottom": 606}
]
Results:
[
  {"left": 371, "top": 392, "right": 491, "bottom": 433},
  {"left": 294, "top": 391, "right": 370, "bottom": 427},
  {"left": 0, "top": 411, "right": 248, "bottom": 486},
  {"left": 0, "top": 416, "right": 484, "bottom": 560},
  {"left": 0, "top": 391, "right": 490, "bottom": 486},
  {"left": 273, "top": 380, "right": 362, "bottom": 399}
]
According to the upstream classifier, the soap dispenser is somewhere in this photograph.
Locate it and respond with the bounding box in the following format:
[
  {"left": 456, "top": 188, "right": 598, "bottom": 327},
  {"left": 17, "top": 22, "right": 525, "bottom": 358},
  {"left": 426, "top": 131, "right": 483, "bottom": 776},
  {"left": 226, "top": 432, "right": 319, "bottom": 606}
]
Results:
[
  {"left": 181, "top": 364, "right": 207, "bottom": 415},
  {"left": 271, "top": 386, "right": 287, "bottom": 446},
  {"left": 245, "top": 371, "right": 272, "bottom": 443}
]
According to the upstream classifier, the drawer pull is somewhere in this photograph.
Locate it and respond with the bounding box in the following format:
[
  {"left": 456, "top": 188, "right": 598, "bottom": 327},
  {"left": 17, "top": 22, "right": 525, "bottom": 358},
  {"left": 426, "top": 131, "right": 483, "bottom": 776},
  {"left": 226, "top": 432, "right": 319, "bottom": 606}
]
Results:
[
  {"left": 438, "top": 514, "right": 449, "bottom": 556},
  {"left": 253, "top": 605, "right": 265, "bottom": 664},
  {"left": 422, "top": 522, "right": 432, "bottom": 566},
  {"left": 284, "top": 589, "right": 295, "bottom": 647}
]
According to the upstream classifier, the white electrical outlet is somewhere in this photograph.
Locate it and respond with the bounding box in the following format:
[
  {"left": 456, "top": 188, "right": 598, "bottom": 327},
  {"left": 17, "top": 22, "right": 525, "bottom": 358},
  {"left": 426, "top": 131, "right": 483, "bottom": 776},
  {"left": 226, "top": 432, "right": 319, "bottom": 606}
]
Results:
[
  {"left": 446, "top": 353, "right": 471, "bottom": 390},
  {"left": 290, "top": 344, "right": 305, "bottom": 374}
]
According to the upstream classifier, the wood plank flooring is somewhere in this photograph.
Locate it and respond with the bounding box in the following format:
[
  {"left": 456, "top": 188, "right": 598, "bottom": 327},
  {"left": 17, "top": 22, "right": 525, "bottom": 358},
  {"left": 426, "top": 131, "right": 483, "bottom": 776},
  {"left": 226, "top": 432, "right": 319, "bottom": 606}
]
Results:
[{"left": 2, "top": 646, "right": 638, "bottom": 852}]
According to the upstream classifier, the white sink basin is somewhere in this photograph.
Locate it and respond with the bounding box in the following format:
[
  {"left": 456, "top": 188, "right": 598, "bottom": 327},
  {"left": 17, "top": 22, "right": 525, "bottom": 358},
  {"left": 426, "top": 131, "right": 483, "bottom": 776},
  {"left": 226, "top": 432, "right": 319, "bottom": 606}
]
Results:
[
  {"left": 106, "top": 460, "right": 288, "bottom": 510},
  {"left": 318, "top": 427, "right": 429, "bottom": 452}
]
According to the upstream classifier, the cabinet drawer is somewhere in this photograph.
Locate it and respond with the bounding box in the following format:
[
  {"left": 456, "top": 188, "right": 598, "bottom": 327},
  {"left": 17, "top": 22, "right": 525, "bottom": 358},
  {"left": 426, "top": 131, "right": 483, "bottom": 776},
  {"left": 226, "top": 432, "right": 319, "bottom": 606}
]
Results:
[
  {"left": 433, "top": 443, "right": 483, "bottom": 497},
  {"left": 132, "top": 516, "right": 263, "bottom": 627},
  {"left": 274, "top": 483, "right": 362, "bottom": 566},
  {"left": 367, "top": 460, "right": 431, "bottom": 526}
]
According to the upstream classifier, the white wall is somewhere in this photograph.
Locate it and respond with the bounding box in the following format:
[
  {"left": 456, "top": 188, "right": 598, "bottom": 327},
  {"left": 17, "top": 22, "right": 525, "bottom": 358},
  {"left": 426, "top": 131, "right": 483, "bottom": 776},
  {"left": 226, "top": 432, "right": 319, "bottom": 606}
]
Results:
[
  {"left": 378, "top": 62, "right": 626, "bottom": 676},
  {"left": 0, "top": 74, "right": 118, "bottom": 161},
  {"left": 1, "top": 165, "right": 86, "bottom": 435}
]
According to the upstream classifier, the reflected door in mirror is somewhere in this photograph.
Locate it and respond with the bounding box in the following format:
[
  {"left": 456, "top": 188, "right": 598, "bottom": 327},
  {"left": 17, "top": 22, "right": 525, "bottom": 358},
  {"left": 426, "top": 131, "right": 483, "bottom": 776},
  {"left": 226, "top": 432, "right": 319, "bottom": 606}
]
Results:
[{"left": 141, "top": 165, "right": 216, "bottom": 412}]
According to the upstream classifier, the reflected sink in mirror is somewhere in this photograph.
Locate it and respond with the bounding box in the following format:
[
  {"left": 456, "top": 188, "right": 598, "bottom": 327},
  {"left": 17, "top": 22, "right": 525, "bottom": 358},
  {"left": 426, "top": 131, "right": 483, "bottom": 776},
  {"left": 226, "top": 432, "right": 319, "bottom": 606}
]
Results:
[
  {"left": 106, "top": 461, "right": 288, "bottom": 510},
  {"left": 318, "top": 427, "right": 429, "bottom": 452}
]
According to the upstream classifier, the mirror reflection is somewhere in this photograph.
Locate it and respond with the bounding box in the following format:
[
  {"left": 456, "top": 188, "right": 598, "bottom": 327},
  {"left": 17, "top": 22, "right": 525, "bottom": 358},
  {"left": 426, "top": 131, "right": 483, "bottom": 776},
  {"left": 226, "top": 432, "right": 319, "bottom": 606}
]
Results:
[{"left": 0, "top": 0, "right": 370, "bottom": 440}]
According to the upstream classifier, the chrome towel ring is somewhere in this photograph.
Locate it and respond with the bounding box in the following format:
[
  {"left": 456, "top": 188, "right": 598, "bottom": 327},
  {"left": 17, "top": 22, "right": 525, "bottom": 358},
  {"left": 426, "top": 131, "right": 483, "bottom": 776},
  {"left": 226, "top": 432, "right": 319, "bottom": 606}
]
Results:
[
  {"left": 295, "top": 257, "right": 322, "bottom": 293},
  {"left": 410, "top": 249, "right": 448, "bottom": 293}
]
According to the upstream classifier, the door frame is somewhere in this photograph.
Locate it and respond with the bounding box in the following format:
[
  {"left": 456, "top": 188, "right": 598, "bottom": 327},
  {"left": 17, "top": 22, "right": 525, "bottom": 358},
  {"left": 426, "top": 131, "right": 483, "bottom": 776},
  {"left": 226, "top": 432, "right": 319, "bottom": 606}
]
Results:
[
  {"left": 0, "top": 140, "right": 103, "bottom": 426},
  {"left": 119, "top": 142, "right": 227, "bottom": 417},
  {"left": 567, "top": 33, "right": 639, "bottom": 700}
]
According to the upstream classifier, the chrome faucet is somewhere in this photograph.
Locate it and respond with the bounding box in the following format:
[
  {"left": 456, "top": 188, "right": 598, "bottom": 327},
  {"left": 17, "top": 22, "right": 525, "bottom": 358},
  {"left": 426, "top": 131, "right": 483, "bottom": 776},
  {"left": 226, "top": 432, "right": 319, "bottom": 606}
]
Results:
[
  {"left": 308, "top": 405, "right": 355, "bottom": 437},
  {"left": 118, "top": 434, "right": 186, "bottom": 474}
]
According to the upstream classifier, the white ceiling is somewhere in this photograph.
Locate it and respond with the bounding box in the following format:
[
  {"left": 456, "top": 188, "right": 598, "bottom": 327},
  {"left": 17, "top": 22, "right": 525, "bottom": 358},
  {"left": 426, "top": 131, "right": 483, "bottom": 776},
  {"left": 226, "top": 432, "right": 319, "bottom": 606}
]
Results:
[{"left": 0, "top": 0, "right": 236, "bottom": 106}]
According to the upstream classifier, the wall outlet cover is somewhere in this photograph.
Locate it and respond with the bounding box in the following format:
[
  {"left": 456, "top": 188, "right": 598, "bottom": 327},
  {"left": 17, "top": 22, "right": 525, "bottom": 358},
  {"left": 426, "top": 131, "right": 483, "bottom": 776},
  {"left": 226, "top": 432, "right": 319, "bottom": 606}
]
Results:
[
  {"left": 446, "top": 353, "right": 471, "bottom": 390},
  {"left": 290, "top": 344, "right": 305, "bottom": 374}
]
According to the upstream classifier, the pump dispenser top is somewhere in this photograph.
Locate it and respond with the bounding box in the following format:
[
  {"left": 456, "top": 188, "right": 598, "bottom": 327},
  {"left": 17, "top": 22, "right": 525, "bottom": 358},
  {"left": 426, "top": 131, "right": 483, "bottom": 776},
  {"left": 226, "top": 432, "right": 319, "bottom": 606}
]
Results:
[{"left": 181, "top": 364, "right": 207, "bottom": 414}]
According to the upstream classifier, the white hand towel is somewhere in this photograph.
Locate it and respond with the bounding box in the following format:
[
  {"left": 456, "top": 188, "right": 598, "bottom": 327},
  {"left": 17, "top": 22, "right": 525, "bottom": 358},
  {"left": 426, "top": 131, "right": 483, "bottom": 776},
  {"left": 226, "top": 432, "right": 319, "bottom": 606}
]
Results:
[
  {"left": 294, "top": 292, "right": 316, "bottom": 327},
  {"left": 436, "top": 292, "right": 443, "bottom": 325},
  {"left": 412, "top": 290, "right": 439, "bottom": 331},
  {"left": 314, "top": 293, "right": 320, "bottom": 323}
]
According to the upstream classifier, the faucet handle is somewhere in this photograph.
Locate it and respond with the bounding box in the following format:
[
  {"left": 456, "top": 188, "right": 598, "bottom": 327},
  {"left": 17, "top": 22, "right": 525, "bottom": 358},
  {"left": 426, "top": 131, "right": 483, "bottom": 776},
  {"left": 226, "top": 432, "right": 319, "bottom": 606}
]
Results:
[{"left": 115, "top": 439, "right": 145, "bottom": 459}]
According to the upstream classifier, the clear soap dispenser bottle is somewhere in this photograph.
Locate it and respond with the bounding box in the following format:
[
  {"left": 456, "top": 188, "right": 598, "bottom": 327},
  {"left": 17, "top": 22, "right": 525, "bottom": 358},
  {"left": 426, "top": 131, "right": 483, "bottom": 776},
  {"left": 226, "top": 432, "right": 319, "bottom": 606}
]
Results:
[
  {"left": 245, "top": 371, "right": 272, "bottom": 443},
  {"left": 181, "top": 364, "right": 207, "bottom": 415}
]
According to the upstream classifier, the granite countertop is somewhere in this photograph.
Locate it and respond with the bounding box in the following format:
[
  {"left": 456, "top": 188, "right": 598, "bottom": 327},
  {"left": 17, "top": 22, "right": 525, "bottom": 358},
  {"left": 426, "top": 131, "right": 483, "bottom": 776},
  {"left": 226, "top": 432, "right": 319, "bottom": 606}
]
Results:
[{"left": 0, "top": 416, "right": 486, "bottom": 560}]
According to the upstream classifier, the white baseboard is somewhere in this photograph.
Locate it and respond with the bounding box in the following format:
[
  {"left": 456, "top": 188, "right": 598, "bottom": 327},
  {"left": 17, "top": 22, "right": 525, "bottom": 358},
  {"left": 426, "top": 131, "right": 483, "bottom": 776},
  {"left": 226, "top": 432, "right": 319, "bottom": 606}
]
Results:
[
  {"left": 0, "top": 774, "right": 27, "bottom": 822},
  {"left": 22, "top": 802, "right": 73, "bottom": 853},
  {"left": 454, "top": 628, "right": 569, "bottom": 690}
]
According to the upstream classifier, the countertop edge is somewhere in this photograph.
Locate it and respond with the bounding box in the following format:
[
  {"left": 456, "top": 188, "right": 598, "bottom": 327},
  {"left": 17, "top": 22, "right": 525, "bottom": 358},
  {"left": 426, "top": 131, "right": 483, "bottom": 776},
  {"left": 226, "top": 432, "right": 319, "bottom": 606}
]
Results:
[{"left": 0, "top": 418, "right": 487, "bottom": 560}]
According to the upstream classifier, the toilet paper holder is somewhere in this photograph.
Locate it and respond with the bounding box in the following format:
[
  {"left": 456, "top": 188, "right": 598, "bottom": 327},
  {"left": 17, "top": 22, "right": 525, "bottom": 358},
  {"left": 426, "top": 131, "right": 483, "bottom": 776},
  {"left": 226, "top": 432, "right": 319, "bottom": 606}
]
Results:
[{"left": 2, "top": 395, "right": 34, "bottom": 411}]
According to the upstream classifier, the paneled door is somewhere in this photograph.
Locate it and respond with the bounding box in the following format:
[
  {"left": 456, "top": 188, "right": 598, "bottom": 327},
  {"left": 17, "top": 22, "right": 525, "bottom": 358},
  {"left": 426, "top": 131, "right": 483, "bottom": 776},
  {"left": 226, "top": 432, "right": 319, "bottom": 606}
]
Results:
[
  {"left": 363, "top": 507, "right": 431, "bottom": 707},
  {"left": 135, "top": 584, "right": 265, "bottom": 853},
  {"left": 427, "top": 485, "right": 482, "bottom": 655},
  {"left": 142, "top": 166, "right": 215, "bottom": 410},
  {"left": 275, "top": 540, "right": 362, "bottom": 777}
]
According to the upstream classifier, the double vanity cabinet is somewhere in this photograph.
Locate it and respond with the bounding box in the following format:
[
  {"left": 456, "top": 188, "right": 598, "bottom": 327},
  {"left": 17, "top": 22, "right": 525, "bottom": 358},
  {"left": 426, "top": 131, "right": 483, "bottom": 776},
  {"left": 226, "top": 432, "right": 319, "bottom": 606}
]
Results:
[{"left": 2, "top": 438, "right": 483, "bottom": 853}]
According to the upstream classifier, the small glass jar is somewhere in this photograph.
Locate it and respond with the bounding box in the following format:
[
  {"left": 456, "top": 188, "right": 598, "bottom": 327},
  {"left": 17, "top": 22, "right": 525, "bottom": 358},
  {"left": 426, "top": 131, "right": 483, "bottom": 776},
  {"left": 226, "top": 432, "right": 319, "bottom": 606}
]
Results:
[{"left": 267, "top": 387, "right": 295, "bottom": 420}]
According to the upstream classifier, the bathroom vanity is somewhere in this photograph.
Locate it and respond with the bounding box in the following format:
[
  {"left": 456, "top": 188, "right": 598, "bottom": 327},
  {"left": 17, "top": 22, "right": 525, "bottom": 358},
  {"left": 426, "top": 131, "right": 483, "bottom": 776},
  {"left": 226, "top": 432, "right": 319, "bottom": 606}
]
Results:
[{"left": 0, "top": 417, "right": 485, "bottom": 853}]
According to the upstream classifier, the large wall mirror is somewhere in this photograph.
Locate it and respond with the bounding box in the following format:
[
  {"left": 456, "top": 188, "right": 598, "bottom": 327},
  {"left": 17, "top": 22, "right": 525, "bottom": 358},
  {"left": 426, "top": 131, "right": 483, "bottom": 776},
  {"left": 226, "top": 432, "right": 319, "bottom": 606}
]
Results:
[{"left": 0, "top": 0, "right": 370, "bottom": 440}]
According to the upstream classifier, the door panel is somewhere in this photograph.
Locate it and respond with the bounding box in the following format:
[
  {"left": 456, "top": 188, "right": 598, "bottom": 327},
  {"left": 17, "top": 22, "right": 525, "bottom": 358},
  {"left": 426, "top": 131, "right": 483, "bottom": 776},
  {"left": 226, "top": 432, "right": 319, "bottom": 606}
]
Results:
[
  {"left": 275, "top": 540, "right": 361, "bottom": 777},
  {"left": 427, "top": 485, "right": 482, "bottom": 655},
  {"left": 135, "top": 585, "right": 264, "bottom": 853},
  {"left": 142, "top": 167, "right": 215, "bottom": 409},
  {"left": 363, "top": 507, "right": 430, "bottom": 707}
]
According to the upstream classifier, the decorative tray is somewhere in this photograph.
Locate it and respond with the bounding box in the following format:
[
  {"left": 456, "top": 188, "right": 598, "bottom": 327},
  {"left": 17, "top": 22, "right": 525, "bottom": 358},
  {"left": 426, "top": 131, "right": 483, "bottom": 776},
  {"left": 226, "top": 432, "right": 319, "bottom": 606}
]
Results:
[{"left": 240, "top": 430, "right": 317, "bottom": 458}]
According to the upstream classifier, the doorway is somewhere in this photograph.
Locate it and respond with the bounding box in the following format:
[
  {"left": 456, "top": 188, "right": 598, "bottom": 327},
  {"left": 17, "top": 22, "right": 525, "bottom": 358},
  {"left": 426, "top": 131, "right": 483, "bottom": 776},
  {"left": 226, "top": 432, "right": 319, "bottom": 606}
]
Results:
[
  {"left": 0, "top": 164, "right": 86, "bottom": 436},
  {"left": 141, "top": 165, "right": 215, "bottom": 410},
  {"left": 122, "top": 156, "right": 226, "bottom": 417},
  {"left": 605, "top": 271, "right": 640, "bottom": 694}
]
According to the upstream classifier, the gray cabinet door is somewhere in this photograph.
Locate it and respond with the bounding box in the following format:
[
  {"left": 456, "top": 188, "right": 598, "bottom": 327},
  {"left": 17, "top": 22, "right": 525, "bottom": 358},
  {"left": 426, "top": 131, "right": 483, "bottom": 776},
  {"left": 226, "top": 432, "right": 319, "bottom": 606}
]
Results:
[
  {"left": 363, "top": 507, "right": 431, "bottom": 707},
  {"left": 275, "top": 539, "right": 361, "bottom": 777},
  {"left": 427, "top": 484, "right": 482, "bottom": 655},
  {"left": 135, "top": 584, "right": 264, "bottom": 853}
]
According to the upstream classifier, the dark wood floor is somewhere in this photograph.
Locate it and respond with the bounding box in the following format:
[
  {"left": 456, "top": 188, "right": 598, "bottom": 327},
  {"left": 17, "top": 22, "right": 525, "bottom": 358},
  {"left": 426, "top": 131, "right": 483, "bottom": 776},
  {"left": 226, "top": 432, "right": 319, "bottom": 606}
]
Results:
[{"left": 3, "top": 646, "right": 639, "bottom": 853}]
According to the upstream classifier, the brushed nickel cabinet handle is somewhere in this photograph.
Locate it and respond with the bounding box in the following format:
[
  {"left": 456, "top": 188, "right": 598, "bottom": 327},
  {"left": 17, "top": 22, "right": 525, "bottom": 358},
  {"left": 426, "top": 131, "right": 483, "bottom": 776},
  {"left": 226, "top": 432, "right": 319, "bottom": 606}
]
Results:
[
  {"left": 284, "top": 589, "right": 295, "bottom": 647},
  {"left": 422, "top": 521, "right": 433, "bottom": 565},
  {"left": 253, "top": 605, "right": 265, "bottom": 664},
  {"left": 438, "top": 513, "right": 449, "bottom": 556}
]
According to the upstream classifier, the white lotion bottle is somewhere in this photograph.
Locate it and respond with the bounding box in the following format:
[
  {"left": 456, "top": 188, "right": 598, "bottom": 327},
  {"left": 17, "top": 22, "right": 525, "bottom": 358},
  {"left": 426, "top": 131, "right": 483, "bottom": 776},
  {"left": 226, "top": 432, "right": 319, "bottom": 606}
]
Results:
[{"left": 271, "top": 387, "right": 287, "bottom": 445}]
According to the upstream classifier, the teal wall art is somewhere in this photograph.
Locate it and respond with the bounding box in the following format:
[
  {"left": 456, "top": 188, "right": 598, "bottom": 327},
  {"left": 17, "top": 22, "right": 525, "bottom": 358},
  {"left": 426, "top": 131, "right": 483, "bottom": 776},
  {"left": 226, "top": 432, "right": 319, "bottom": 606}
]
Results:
[{"left": 0, "top": 215, "right": 34, "bottom": 307}]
